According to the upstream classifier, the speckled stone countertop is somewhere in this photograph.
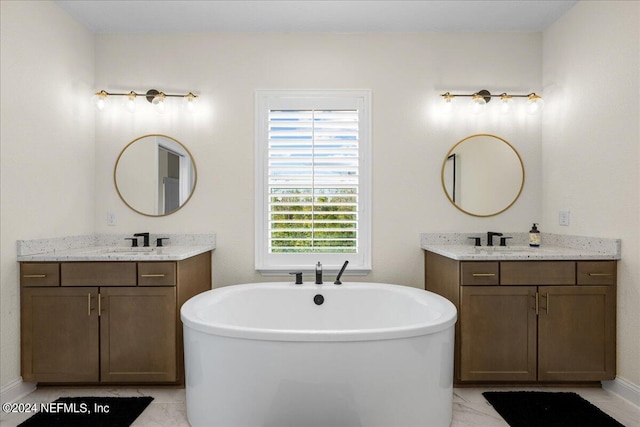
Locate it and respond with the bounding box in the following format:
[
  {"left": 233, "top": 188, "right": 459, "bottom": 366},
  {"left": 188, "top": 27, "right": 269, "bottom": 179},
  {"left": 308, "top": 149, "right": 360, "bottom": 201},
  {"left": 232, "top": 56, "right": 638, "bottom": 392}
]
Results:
[
  {"left": 17, "top": 233, "right": 216, "bottom": 262},
  {"left": 421, "top": 232, "right": 621, "bottom": 261}
]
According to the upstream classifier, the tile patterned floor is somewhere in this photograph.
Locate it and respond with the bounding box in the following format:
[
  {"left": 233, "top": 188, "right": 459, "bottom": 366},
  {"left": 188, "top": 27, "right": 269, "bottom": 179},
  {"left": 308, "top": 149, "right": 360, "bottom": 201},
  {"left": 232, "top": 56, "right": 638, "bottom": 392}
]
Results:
[{"left": 1, "top": 385, "right": 638, "bottom": 426}]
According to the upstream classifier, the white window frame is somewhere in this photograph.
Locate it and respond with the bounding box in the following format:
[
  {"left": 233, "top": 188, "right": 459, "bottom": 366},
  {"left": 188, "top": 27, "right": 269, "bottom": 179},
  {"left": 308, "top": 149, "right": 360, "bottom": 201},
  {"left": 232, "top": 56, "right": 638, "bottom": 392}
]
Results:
[{"left": 255, "top": 90, "right": 372, "bottom": 275}]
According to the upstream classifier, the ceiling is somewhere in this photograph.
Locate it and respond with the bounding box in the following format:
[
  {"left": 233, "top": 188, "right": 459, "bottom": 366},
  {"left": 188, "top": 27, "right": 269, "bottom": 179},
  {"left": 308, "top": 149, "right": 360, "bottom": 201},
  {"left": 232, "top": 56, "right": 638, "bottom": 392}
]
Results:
[{"left": 54, "top": 0, "right": 578, "bottom": 33}]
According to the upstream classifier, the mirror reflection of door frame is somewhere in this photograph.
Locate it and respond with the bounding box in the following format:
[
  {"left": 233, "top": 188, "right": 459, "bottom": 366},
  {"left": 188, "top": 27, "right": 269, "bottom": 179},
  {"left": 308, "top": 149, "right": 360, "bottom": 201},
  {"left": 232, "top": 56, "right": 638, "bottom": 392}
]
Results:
[
  {"left": 163, "top": 176, "right": 180, "bottom": 213},
  {"left": 157, "top": 138, "right": 196, "bottom": 214},
  {"left": 444, "top": 153, "right": 457, "bottom": 203},
  {"left": 157, "top": 145, "right": 182, "bottom": 214},
  {"left": 179, "top": 154, "right": 192, "bottom": 205}
]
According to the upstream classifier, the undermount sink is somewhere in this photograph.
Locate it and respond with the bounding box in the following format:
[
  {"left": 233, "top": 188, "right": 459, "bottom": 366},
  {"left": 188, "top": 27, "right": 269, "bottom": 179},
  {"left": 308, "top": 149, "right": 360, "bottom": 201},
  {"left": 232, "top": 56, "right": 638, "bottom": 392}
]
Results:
[
  {"left": 101, "top": 247, "right": 156, "bottom": 254},
  {"left": 470, "top": 246, "right": 541, "bottom": 255},
  {"left": 493, "top": 246, "right": 536, "bottom": 252}
]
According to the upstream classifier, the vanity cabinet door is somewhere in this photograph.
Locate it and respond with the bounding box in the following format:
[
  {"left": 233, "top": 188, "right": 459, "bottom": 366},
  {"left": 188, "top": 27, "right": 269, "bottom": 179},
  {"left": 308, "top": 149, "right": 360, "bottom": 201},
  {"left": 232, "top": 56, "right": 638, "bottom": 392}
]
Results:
[
  {"left": 460, "top": 286, "right": 537, "bottom": 381},
  {"left": 537, "top": 285, "right": 616, "bottom": 381},
  {"left": 21, "top": 287, "right": 99, "bottom": 382},
  {"left": 100, "top": 287, "right": 177, "bottom": 382}
]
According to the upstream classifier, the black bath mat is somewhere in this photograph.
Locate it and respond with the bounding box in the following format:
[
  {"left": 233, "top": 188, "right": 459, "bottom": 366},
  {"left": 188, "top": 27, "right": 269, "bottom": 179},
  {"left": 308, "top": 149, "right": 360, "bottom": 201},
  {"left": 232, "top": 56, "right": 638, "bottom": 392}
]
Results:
[
  {"left": 18, "top": 396, "right": 153, "bottom": 427},
  {"left": 483, "top": 391, "right": 626, "bottom": 427}
]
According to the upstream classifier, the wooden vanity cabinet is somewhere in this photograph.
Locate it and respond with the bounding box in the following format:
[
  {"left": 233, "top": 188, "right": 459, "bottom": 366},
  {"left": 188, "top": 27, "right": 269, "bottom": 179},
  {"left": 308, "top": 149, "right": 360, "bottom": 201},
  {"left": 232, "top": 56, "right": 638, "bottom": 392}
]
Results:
[
  {"left": 425, "top": 252, "right": 616, "bottom": 384},
  {"left": 20, "top": 252, "right": 211, "bottom": 385}
]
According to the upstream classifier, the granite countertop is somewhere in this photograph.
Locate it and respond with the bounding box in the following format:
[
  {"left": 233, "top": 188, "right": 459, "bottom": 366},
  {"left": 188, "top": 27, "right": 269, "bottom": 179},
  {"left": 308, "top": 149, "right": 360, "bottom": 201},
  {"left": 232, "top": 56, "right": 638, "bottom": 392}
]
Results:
[
  {"left": 17, "top": 245, "right": 215, "bottom": 262},
  {"left": 17, "top": 233, "right": 216, "bottom": 262},
  {"left": 421, "top": 232, "right": 621, "bottom": 261},
  {"left": 422, "top": 244, "right": 620, "bottom": 261}
]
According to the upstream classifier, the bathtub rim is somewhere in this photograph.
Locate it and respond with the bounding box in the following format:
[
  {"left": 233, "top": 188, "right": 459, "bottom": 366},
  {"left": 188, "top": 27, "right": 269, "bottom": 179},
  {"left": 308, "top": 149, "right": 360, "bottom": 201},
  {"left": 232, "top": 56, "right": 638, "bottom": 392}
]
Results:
[{"left": 181, "top": 282, "right": 457, "bottom": 342}]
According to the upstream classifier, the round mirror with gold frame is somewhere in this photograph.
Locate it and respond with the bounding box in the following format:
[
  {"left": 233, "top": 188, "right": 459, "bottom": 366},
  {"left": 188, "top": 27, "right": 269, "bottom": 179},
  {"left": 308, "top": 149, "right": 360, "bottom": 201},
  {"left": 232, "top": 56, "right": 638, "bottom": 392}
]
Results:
[
  {"left": 114, "top": 134, "right": 197, "bottom": 216},
  {"left": 442, "top": 134, "right": 524, "bottom": 217}
]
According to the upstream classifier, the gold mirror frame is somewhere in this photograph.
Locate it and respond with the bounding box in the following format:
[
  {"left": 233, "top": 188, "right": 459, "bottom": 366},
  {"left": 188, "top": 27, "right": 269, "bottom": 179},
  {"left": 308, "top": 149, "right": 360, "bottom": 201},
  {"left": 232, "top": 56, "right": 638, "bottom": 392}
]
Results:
[
  {"left": 441, "top": 133, "right": 525, "bottom": 217},
  {"left": 114, "top": 134, "right": 198, "bottom": 217}
]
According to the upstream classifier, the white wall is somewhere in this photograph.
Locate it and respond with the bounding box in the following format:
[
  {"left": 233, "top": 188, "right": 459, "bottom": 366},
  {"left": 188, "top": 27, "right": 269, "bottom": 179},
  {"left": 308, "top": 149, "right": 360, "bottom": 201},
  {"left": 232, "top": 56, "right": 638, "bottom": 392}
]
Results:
[
  {"left": 543, "top": 1, "right": 640, "bottom": 386},
  {"left": 93, "top": 32, "right": 543, "bottom": 289},
  {"left": 0, "top": 1, "right": 95, "bottom": 387}
]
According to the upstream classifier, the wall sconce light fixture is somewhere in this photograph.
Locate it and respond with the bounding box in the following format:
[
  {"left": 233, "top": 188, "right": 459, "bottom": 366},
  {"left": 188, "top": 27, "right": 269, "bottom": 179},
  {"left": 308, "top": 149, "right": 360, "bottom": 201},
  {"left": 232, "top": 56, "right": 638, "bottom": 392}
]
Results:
[
  {"left": 440, "top": 89, "right": 543, "bottom": 115},
  {"left": 93, "top": 89, "right": 198, "bottom": 113}
]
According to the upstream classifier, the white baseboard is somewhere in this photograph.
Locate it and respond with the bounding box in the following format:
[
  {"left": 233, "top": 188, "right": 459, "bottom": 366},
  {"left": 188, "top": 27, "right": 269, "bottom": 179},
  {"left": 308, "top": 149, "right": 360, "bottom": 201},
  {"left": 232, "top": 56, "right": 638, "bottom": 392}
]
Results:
[
  {"left": 603, "top": 376, "right": 640, "bottom": 407},
  {"left": 0, "top": 377, "right": 36, "bottom": 404}
]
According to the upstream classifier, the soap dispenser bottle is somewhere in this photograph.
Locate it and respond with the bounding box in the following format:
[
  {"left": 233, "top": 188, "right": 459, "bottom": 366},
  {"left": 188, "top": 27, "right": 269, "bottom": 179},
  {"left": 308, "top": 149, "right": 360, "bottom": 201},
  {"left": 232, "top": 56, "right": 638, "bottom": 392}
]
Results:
[{"left": 529, "top": 223, "right": 541, "bottom": 247}]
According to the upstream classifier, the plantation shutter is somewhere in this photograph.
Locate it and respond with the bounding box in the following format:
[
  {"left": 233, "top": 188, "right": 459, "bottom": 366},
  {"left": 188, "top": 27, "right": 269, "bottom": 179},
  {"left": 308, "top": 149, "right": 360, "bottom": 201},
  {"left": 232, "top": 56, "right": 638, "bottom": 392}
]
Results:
[{"left": 268, "top": 109, "right": 359, "bottom": 253}]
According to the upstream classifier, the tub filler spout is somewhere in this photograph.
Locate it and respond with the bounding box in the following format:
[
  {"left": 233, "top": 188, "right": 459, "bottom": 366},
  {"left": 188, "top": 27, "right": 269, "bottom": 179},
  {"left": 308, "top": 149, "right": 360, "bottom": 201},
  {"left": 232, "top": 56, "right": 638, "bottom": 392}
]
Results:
[{"left": 334, "top": 260, "right": 349, "bottom": 285}]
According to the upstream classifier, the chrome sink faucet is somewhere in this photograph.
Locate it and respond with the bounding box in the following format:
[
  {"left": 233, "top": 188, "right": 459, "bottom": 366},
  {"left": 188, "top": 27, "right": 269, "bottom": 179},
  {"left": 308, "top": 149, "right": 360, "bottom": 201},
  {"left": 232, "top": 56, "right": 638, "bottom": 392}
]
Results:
[{"left": 487, "top": 231, "right": 503, "bottom": 247}]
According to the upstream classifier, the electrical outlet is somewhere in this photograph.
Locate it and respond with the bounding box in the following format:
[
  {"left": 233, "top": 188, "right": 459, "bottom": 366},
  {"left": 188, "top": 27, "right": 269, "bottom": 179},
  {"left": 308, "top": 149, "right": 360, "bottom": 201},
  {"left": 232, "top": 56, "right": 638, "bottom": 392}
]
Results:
[
  {"left": 559, "top": 210, "right": 570, "bottom": 226},
  {"left": 107, "top": 211, "right": 117, "bottom": 226}
]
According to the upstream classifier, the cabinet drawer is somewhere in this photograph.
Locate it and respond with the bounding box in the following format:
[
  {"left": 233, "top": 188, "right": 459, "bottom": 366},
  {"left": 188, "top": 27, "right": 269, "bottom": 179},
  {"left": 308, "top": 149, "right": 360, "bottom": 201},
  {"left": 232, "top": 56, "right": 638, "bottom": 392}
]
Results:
[
  {"left": 501, "top": 261, "right": 575, "bottom": 285},
  {"left": 577, "top": 261, "right": 616, "bottom": 285},
  {"left": 20, "top": 263, "right": 60, "bottom": 287},
  {"left": 61, "top": 263, "right": 136, "bottom": 286},
  {"left": 138, "top": 262, "right": 176, "bottom": 286},
  {"left": 461, "top": 262, "right": 499, "bottom": 285}
]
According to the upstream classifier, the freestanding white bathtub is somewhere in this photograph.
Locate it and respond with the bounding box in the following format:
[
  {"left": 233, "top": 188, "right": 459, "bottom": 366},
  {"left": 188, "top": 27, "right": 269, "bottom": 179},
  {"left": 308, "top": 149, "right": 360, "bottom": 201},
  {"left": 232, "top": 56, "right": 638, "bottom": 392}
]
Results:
[{"left": 181, "top": 282, "right": 457, "bottom": 427}]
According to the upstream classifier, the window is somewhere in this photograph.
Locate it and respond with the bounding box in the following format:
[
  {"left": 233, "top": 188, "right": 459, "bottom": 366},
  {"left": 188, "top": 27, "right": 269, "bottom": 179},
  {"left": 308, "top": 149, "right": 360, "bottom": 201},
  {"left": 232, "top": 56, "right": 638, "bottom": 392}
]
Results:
[{"left": 255, "top": 90, "right": 371, "bottom": 274}]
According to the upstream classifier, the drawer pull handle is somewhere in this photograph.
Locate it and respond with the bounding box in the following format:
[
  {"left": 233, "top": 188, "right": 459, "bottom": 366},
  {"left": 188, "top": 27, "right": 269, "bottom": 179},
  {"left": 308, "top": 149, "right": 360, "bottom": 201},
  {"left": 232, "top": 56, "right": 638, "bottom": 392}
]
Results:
[
  {"left": 141, "top": 274, "right": 166, "bottom": 278},
  {"left": 23, "top": 274, "right": 47, "bottom": 278},
  {"left": 588, "top": 273, "right": 612, "bottom": 277},
  {"left": 87, "top": 293, "right": 91, "bottom": 316},
  {"left": 472, "top": 273, "right": 496, "bottom": 277}
]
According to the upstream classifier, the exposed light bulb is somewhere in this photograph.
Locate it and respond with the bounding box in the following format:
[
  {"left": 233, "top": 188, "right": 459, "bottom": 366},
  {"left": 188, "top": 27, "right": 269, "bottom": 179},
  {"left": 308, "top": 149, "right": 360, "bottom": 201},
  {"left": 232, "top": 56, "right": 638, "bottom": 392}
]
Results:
[
  {"left": 123, "top": 91, "right": 137, "bottom": 113},
  {"left": 152, "top": 92, "right": 168, "bottom": 114},
  {"left": 499, "top": 94, "right": 512, "bottom": 114},
  {"left": 182, "top": 92, "right": 198, "bottom": 113},
  {"left": 468, "top": 94, "right": 486, "bottom": 115},
  {"left": 93, "top": 90, "right": 110, "bottom": 111},
  {"left": 441, "top": 93, "right": 454, "bottom": 114},
  {"left": 527, "top": 93, "right": 544, "bottom": 115}
]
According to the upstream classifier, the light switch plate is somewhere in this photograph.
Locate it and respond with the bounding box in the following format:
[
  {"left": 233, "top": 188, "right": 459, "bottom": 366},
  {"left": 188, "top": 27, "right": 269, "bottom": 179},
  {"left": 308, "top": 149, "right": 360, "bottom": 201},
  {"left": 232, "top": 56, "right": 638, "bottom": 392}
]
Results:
[
  {"left": 107, "top": 211, "right": 117, "bottom": 226},
  {"left": 559, "top": 210, "right": 570, "bottom": 226}
]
